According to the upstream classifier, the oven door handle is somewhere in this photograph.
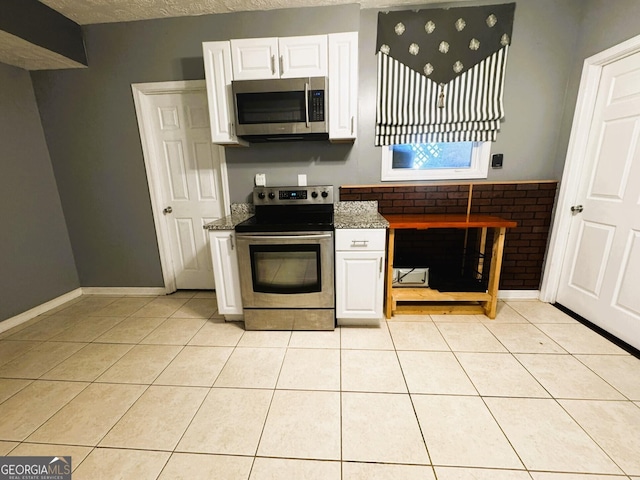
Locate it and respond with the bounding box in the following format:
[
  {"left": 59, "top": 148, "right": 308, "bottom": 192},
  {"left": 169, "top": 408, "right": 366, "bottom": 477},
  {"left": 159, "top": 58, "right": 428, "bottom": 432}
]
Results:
[{"left": 237, "top": 233, "right": 332, "bottom": 240}]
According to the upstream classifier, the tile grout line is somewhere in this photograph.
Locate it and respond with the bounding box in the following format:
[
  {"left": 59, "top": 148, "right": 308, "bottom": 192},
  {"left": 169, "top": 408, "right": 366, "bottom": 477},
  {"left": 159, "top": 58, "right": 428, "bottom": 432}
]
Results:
[
  {"left": 1, "top": 294, "right": 639, "bottom": 478},
  {"left": 387, "top": 319, "right": 436, "bottom": 470}
]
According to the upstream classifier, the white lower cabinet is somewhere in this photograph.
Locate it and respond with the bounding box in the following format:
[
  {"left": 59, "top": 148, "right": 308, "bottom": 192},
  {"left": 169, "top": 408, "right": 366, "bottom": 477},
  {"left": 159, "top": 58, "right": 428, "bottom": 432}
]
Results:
[
  {"left": 208, "top": 230, "right": 243, "bottom": 319},
  {"left": 335, "top": 229, "right": 386, "bottom": 325}
]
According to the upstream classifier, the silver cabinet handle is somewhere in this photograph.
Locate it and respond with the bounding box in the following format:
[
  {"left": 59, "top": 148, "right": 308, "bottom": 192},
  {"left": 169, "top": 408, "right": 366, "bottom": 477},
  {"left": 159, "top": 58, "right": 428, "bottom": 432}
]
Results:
[
  {"left": 351, "top": 240, "right": 369, "bottom": 247},
  {"left": 271, "top": 55, "right": 276, "bottom": 75},
  {"left": 571, "top": 205, "right": 584, "bottom": 214},
  {"left": 279, "top": 55, "right": 284, "bottom": 76},
  {"left": 379, "top": 257, "right": 383, "bottom": 274},
  {"left": 163, "top": 206, "right": 173, "bottom": 214},
  {"left": 230, "top": 234, "right": 234, "bottom": 251},
  {"left": 351, "top": 116, "right": 355, "bottom": 135}
]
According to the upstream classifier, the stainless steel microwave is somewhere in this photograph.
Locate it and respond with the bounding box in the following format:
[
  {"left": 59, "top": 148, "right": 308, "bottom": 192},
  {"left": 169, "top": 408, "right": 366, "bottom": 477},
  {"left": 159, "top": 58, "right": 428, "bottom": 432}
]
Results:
[{"left": 232, "top": 76, "right": 329, "bottom": 142}]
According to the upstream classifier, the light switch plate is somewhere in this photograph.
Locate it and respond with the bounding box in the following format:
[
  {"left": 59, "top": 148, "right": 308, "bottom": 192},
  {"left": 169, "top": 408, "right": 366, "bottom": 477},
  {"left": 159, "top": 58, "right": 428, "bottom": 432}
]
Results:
[
  {"left": 255, "top": 173, "right": 266, "bottom": 186},
  {"left": 298, "top": 174, "right": 307, "bottom": 186}
]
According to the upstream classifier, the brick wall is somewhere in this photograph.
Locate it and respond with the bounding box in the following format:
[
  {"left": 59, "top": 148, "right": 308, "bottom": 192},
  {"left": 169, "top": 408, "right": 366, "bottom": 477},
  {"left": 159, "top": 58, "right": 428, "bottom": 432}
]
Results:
[{"left": 339, "top": 181, "right": 558, "bottom": 290}]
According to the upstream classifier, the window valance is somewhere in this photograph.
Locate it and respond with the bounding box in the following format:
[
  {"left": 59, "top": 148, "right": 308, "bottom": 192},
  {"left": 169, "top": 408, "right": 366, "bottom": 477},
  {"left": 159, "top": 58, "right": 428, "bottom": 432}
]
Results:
[{"left": 375, "top": 3, "right": 515, "bottom": 146}]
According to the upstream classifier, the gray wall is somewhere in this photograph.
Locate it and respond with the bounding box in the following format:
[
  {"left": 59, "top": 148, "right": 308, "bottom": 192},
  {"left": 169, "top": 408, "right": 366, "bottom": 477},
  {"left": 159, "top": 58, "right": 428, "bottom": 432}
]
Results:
[
  {"left": 0, "top": 63, "right": 79, "bottom": 322},
  {"left": 225, "top": 0, "right": 585, "bottom": 195},
  {"left": 23, "top": 0, "right": 640, "bottom": 291},
  {"left": 348, "top": 0, "right": 584, "bottom": 186},
  {"left": 30, "top": 4, "right": 360, "bottom": 288},
  {"left": 553, "top": 0, "right": 640, "bottom": 178}
]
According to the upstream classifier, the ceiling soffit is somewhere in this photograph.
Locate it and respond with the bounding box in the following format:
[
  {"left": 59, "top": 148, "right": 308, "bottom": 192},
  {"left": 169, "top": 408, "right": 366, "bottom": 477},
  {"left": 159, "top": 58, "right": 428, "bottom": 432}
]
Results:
[{"left": 0, "top": 29, "right": 86, "bottom": 70}]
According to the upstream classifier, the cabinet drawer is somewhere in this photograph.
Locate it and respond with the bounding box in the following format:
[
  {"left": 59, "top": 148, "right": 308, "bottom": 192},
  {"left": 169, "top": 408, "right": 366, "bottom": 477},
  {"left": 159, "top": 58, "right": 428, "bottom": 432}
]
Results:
[{"left": 335, "top": 229, "right": 386, "bottom": 251}]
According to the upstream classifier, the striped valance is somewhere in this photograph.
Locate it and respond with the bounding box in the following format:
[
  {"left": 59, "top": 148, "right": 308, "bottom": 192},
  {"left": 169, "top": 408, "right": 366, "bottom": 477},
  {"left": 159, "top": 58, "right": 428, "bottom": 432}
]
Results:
[{"left": 375, "top": 3, "right": 515, "bottom": 146}]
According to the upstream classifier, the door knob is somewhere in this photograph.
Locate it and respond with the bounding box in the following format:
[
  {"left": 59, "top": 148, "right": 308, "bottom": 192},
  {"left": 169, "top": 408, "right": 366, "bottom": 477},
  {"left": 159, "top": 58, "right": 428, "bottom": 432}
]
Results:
[
  {"left": 163, "top": 206, "right": 173, "bottom": 214},
  {"left": 570, "top": 205, "right": 583, "bottom": 214}
]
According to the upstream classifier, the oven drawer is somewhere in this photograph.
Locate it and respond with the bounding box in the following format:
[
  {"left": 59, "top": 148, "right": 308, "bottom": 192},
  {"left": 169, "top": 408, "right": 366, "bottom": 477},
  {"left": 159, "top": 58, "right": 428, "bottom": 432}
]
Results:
[{"left": 335, "top": 229, "right": 386, "bottom": 251}]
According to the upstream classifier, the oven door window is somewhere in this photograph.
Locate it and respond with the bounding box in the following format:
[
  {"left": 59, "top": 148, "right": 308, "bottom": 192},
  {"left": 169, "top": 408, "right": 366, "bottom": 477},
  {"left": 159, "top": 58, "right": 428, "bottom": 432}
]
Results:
[{"left": 249, "top": 244, "right": 322, "bottom": 294}]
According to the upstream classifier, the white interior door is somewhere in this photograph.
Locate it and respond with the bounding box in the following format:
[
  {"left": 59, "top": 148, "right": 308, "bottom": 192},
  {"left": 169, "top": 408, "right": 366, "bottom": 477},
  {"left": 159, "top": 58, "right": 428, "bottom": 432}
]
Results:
[
  {"left": 134, "top": 82, "right": 229, "bottom": 291},
  {"left": 557, "top": 50, "right": 640, "bottom": 349}
]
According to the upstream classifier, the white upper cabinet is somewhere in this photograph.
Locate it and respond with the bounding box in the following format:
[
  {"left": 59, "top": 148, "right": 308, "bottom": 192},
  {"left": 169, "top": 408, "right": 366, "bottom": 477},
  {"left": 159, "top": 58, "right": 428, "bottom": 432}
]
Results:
[
  {"left": 203, "top": 32, "right": 358, "bottom": 144},
  {"left": 328, "top": 32, "right": 358, "bottom": 141},
  {"left": 230, "top": 37, "right": 280, "bottom": 80},
  {"left": 231, "top": 35, "right": 328, "bottom": 80},
  {"left": 202, "top": 41, "right": 245, "bottom": 145},
  {"left": 278, "top": 35, "right": 328, "bottom": 78}
]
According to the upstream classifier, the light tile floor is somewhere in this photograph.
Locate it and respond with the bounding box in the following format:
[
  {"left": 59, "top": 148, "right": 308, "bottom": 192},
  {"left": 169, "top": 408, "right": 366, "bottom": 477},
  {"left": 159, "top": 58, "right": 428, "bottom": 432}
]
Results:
[{"left": 1, "top": 293, "right": 639, "bottom": 479}]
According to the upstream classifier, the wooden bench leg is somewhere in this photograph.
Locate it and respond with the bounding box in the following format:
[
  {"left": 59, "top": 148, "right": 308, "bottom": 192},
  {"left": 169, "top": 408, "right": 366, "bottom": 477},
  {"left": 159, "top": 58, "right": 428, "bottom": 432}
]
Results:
[{"left": 483, "top": 227, "right": 507, "bottom": 319}]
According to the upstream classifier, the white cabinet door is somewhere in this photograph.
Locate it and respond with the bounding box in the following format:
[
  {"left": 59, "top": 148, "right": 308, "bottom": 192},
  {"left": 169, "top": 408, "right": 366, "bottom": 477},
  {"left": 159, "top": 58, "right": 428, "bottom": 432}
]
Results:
[
  {"left": 202, "top": 41, "right": 243, "bottom": 145},
  {"left": 336, "top": 251, "right": 384, "bottom": 320},
  {"left": 230, "top": 37, "right": 280, "bottom": 80},
  {"left": 328, "top": 32, "right": 358, "bottom": 141},
  {"left": 231, "top": 36, "right": 327, "bottom": 80},
  {"left": 279, "top": 35, "right": 328, "bottom": 78},
  {"left": 335, "top": 229, "right": 385, "bottom": 322},
  {"left": 208, "top": 230, "right": 243, "bottom": 316}
]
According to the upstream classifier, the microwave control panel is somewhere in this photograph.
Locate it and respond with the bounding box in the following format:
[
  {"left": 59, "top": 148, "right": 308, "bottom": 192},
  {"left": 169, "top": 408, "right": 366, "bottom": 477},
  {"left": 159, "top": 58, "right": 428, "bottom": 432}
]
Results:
[{"left": 310, "top": 91, "right": 325, "bottom": 122}]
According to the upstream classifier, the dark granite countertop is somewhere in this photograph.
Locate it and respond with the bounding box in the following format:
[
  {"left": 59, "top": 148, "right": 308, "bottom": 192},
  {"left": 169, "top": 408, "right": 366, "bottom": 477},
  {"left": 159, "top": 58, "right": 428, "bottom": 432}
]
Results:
[
  {"left": 203, "top": 204, "right": 254, "bottom": 231},
  {"left": 334, "top": 201, "right": 389, "bottom": 229},
  {"left": 203, "top": 201, "right": 389, "bottom": 230}
]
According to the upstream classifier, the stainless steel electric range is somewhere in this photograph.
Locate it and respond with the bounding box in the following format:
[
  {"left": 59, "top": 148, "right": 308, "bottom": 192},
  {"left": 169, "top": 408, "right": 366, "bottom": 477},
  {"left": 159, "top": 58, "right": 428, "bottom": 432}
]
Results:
[{"left": 234, "top": 185, "right": 335, "bottom": 330}]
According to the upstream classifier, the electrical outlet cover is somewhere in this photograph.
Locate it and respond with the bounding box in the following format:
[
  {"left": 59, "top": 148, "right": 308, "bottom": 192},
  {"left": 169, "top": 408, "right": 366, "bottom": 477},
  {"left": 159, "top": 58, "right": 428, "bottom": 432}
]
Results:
[{"left": 255, "top": 173, "right": 266, "bottom": 186}]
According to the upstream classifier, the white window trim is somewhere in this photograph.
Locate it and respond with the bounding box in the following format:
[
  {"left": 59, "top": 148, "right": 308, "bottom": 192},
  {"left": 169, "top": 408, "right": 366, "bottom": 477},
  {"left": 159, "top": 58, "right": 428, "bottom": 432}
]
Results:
[{"left": 380, "top": 142, "right": 492, "bottom": 181}]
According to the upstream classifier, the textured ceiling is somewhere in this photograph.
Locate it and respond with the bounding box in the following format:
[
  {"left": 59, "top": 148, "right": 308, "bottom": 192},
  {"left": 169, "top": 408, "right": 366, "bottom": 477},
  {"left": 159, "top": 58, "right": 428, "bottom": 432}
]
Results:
[
  {"left": 38, "top": 0, "right": 453, "bottom": 25},
  {"left": 40, "top": 0, "right": 350, "bottom": 24},
  {"left": 2, "top": 0, "right": 464, "bottom": 70}
]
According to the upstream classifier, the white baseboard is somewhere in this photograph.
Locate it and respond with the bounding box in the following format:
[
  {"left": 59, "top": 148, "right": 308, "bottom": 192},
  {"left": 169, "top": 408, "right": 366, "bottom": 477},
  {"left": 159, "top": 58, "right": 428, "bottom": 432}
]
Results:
[
  {"left": 0, "top": 287, "right": 170, "bottom": 334},
  {"left": 81, "top": 287, "right": 167, "bottom": 296},
  {"left": 498, "top": 290, "right": 540, "bottom": 300},
  {"left": 0, "top": 288, "right": 83, "bottom": 334},
  {"left": 1, "top": 287, "right": 541, "bottom": 335}
]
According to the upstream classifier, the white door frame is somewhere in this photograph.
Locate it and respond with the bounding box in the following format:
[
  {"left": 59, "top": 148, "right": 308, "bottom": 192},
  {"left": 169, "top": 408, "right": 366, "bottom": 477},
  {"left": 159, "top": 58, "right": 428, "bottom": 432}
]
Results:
[
  {"left": 540, "top": 34, "right": 640, "bottom": 303},
  {"left": 132, "top": 80, "right": 232, "bottom": 294}
]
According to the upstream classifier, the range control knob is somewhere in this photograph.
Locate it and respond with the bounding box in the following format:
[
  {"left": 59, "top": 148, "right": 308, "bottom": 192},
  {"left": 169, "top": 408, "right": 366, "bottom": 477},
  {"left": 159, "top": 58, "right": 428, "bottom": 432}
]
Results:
[
  {"left": 321, "top": 191, "right": 329, "bottom": 198},
  {"left": 311, "top": 191, "right": 318, "bottom": 198},
  {"left": 258, "top": 192, "right": 265, "bottom": 200},
  {"left": 268, "top": 192, "right": 276, "bottom": 199}
]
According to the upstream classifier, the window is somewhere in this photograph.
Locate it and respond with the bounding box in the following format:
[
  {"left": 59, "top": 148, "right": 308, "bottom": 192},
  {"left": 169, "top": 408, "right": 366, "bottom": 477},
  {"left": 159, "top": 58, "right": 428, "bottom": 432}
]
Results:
[{"left": 381, "top": 141, "right": 492, "bottom": 181}]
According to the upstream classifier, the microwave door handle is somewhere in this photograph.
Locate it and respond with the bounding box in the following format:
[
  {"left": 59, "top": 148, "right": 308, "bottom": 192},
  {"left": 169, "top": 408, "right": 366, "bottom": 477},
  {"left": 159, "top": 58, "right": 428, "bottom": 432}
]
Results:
[{"left": 304, "top": 82, "right": 310, "bottom": 128}]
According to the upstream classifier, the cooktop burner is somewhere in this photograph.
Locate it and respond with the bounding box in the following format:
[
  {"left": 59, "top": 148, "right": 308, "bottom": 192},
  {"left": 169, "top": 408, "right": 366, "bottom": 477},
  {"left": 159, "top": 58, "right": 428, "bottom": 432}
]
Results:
[{"left": 235, "top": 185, "right": 334, "bottom": 233}]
